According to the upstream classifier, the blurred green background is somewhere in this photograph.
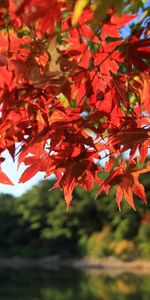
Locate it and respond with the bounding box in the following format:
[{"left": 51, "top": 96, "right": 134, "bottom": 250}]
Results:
[{"left": 0, "top": 169, "right": 150, "bottom": 260}]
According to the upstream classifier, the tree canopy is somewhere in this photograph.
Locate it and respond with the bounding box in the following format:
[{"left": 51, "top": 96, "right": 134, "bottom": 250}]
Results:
[{"left": 0, "top": 0, "right": 150, "bottom": 209}]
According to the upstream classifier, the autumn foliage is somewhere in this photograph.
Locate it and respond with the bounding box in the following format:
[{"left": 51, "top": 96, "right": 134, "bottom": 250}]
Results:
[{"left": 0, "top": 0, "right": 150, "bottom": 209}]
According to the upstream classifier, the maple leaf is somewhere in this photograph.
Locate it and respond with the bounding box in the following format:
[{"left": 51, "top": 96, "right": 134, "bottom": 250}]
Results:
[
  {"left": 101, "top": 13, "right": 136, "bottom": 40},
  {"left": 19, "top": 150, "right": 50, "bottom": 183},
  {"left": 109, "top": 127, "right": 150, "bottom": 163},
  {"left": 64, "top": 34, "right": 92, "bottom": 69},
  {"left": 94, "top": 40, "right": 123, "bottom": 75},
  {"left": 98, "top": 160, "right": 150, "bottom": 210},
  {"left": 124, "top": 33, "right": 150, "bottom": 71},
  {"left": 132, "top": 72, "right": 150, "bottom": 113},
  {"left": 16, "top": 0, "right": 61, "bottom": 35},
  {"left": 19, "top": 163, "right": 42, "bottom": 183},
  {"left": 56, "top": 156, "right": 101, "bottom": 209},
  {"left": 111, "top": 75, "right": 129, "bottom": 108}
]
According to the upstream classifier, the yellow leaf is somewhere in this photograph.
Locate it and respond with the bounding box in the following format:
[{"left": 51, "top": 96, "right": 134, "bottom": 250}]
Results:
[
  {"left": 59, "top": 93, "right": 70, "bottom": 107},
  {"left": 72, "top": 0, "right": 89, "bottom": 26}
]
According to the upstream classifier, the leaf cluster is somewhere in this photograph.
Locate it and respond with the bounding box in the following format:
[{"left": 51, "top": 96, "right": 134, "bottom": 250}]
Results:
[{"left": 0, "top": 0, "right": 149, "bottom": 209}]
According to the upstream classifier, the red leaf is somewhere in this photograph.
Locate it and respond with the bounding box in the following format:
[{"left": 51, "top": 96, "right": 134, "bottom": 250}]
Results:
[
  {"left": 0, "top": 170, "right": 14, "bottom": 185},
  {"left": 111, "top": 14, "right": 137, "bottom": 28},
  {"left": 19, "top": 164, "right": 42, "bottom": 183},
  {"left": 99, "top": 161, "right": 150, "bottom": 209},
  {"left": 16, "top": 0, "right": 61, "bottom": 35}
]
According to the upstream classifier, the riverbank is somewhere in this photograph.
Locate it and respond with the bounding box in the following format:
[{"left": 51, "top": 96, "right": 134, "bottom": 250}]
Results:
[{"left": 0, "top": 256, "right": 150, "bottom": 275}]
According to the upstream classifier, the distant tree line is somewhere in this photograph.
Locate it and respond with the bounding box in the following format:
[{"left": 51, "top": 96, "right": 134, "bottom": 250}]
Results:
[{"left": 0, "top": 171, "right": 150, "bottom": 259}]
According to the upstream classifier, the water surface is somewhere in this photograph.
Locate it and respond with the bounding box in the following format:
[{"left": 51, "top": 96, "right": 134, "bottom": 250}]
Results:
[{"left": 0, "top": 268, "right": 150, "bottom": 300}]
